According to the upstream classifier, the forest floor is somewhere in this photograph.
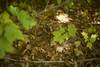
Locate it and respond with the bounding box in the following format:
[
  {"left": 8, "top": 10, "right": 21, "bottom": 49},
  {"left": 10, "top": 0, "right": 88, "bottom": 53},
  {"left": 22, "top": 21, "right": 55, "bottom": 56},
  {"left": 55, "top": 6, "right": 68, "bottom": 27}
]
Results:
[{"left": 0, "top": 0, "right": 100, "bottom": 67}]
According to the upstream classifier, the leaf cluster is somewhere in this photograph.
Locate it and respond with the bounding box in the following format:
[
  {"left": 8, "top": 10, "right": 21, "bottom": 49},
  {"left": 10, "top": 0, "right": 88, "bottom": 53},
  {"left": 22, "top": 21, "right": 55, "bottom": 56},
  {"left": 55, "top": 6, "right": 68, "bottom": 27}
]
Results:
[
  {"left": 8, "top": 5, "right": 36, "bottom": 30},
  {"left": 81, "top": 26, "right": 97, "bottom": 49},
  {"left": 0, "top": 12, "right": 24, "bottom": 58},
  {"left": 53, "top": 24, "right": 77, "bottom": 44},
  {"left": 0, "top": 5, "right": 37, "bottom": 58}
]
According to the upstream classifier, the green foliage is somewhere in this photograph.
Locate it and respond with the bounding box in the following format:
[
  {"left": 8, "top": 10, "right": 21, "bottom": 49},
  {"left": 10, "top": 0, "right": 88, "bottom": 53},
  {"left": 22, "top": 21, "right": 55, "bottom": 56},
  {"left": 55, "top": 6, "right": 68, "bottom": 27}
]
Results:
[
  {"left": 53, "top": 24, "right": 77, "bottom": 44},
  {"left": 81, "top": 32, "right": 89, "bottom": 42},
  {"left": 81, "top": 31, "right": 97, "bottom": 49},
  {"left": 86, "top": 42, "right": 92, "bottom": 49},
  {"left": 90, "top": 34, "right": 97, "bottom": 43},
  {"left": 53, "top": 23, "right": 97, "bottom": 49},
  {"left": 53, "top": 27, "right": 66, "bottom": 44},
  {"left": 67, "top": 23, "right": 77, "bottom": 37},
  {"left": 86, "top": 26, "right": 96, "bottom": 34},
  {"left": 4, "top": 23, "right": 24, "bottom": 42},
  {"left": 0, "top": 37, "right": 14, "bottom": 58},
  {"left": 0, "top": 12, "right": 24, "bottom": 58},
  {"left": 0, "top": 5, "right": 37, "bottom": 59},
  {"left": 81, "top": 26, "right": 98, "bottom": 49},
  {"left": 0, "top": 24, "right": 3, "bottom": 36},
  {"left": 87, "top": 34, "right": 97, "bottom": 49},
  {"left": 8, "top": 5, "right": 36, "bottom": 30}
]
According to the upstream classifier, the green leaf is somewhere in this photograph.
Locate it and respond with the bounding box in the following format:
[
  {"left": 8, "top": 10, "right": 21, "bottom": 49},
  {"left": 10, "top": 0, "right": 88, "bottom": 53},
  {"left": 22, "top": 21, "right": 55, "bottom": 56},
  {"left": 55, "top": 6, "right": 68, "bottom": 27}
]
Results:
[
  {"left": 53, "top": 31, "right": 61, "bottom": 36},
  {"left": 5, "top": 42, "right": 15, "bottom": 53},
  {"left": 0, "top": 37, "right": 14, "bottom": 58},
  {"left": 81, "top": 31, "right": 89, "bottom": 42},
  {"left": 53, "top": 25, "right": 77, "bottom": 44},
  {"left": 53, "top": 34, "right": 65, "bottom": 44},
  {"left": 87, "top": 26, "right": 96, "bottom": 33},
  {"left": 8, "top": 5, "right": 19, "bottom": 16},
  {"left": 53, "top": 27, "right": 65, "bottom": 44},
  {"left": 0, "top": 24, "right": 3, "bottom": 36},
  {"left": 59, "top": 27, "right": 65, "bottom": 33},
  {"left": 0, "top": 49, "right": 5, "bottom": 58},
  {"left": 89, "top": 34, "right": 97, "bottom": 43},
  {"left": 18, "top": 10, "right": 36, "bottom": 30},
  {"left": 87, "top": 42, "right": 92, "bottom": 49},
  {"left": 0, "top": 11, "right": 24, "bottom": 59},
  {"left": 0, "top": 12, "right": 12, "bottom": 24},
  {"left": 4, "top": 23, "right": 24, "bottom": 43},
  {"left": 53, "top": 27, "right": 65, "bottom": 36},
  {"left": 8, "top": 5, "right": 37, "bottom": 30},
  {"left": 67, "top": 24, "right": 77, "bottom": 37},
  {"left": 59, "top": 35, "right": 65, "bottom": 44},
  {"left": 63, "top": 33, "right": 69, "bottom": 40}
]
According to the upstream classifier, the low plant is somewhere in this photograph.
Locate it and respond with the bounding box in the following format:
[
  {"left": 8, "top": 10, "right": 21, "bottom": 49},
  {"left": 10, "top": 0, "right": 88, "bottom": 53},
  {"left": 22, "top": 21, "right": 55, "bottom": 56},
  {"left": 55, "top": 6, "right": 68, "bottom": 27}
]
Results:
[
  {"left": 53, "top": 23, "right": 77, "bottom": 44},
  {"left": 0, "top": 5, "right": 37, "bottom": 58}
]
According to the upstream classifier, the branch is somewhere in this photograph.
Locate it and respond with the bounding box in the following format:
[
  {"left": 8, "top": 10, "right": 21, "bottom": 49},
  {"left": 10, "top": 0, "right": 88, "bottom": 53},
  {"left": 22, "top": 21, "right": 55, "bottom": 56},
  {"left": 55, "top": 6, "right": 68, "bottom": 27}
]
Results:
[
  {"left": 5, "top": 57, "right": 100, "bottom": 64},
  {"left": 77, "top": 58, "right": 100, "bottom": 62},
  {"left": 5, "top": 57, "right": 64, "bottom": 63}
]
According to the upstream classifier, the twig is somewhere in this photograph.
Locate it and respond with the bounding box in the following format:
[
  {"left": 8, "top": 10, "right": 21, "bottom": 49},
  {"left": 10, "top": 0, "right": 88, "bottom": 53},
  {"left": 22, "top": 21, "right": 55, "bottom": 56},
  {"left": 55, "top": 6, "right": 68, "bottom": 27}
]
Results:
[
  {"left": 6, "top": 57, "right": 100, "bottom": 64},
  {"left": 6, "top": 57, "right": 64, "bottom": 63},
  {"left": 77, "top": 58, "right": 100, "bottom": 62}
]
